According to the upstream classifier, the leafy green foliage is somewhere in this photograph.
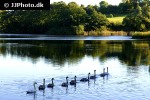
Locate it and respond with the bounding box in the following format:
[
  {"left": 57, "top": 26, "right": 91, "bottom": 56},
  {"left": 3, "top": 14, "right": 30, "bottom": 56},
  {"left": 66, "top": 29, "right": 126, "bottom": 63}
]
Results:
[
  {"left": 123, "top": 4, "right": 150, "bottom": 31},
  {"left": 0, "top": 1, "right": 109, "bottom": 35},
  {"left": 0, "top": 10, "right": 50, "bottom": 33},
  {"left": 84, "top": 5, "right": 109, "bottom": 32},
  {"left": 0, "top": 0, "right": 150, "bottom": 34}
]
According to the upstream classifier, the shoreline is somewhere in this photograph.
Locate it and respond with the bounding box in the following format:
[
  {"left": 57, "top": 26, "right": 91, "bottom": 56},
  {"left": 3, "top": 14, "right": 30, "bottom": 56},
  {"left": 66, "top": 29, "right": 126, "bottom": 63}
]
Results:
[{"left": 0, "top": 31, "right": 150, "bottom": 39}]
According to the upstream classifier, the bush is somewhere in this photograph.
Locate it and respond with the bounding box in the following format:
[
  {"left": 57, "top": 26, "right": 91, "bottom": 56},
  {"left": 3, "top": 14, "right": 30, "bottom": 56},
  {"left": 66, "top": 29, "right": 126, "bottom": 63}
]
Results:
[
  {"left": 122, "top": 5, "right": 150, "bottom": 32},
  {"left": 46, "top": 26, "right": 76, "bottom": 35},
  {"left": 123, "top": 14, "right": 148, "bottom": 31},
  {"left": 108, "top": 22, "right": 123, "bottom": 31},
  {"left": 73, "top": 25, "right": 84, "bottom": 35},
  {"left": 107, "top": 14, "right": 113, "bottom": 18}
]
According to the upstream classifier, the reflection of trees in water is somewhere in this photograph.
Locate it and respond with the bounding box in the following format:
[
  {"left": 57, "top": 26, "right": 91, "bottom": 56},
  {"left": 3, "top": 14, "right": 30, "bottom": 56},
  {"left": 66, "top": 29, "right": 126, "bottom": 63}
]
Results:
[
  {"left": 0, "top": 40, "right": 149, "bottom": 66},
  {"left": 0, "top": 40, "right": 85, "bottom": 66},
  {"left": 120, "top": 41, "right": 150, "bottom": 66}
]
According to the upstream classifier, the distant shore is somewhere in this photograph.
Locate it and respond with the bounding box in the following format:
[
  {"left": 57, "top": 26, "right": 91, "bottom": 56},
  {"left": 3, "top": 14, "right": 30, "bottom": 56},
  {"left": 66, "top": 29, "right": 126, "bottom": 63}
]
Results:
[
  {"left": 75, "top": 31, "right": 150, "bottom": 40},
  {"left": 1, "top": 31, "right": 150, "bottom": 39}
]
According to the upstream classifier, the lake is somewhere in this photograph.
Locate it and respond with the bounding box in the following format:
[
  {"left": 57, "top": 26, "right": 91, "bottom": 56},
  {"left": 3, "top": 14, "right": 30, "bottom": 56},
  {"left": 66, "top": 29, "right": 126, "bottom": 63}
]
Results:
[{"left": 0, "top": 34, "right": 150, "bottom": 100}]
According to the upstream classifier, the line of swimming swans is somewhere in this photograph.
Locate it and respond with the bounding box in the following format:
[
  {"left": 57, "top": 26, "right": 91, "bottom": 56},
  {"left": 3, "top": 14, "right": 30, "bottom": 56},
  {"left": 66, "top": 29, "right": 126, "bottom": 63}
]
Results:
[{"left": 26, "top": 67, "right": 109, "bottom": 94}]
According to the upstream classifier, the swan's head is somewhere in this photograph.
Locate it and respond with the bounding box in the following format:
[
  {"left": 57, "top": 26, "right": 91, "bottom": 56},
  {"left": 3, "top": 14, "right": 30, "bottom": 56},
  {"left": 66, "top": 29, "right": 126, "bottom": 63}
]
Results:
[
  {"left": 52, "top": 78, "right": 54, "bottom": 80},
  {"left": 66, "top": 76, "right": 69, "bottom": 79},
  {"left": 33, "top": 82, "right": 37, "bottom": 85},
  {"left": 103, "top": 68, "right": 105, "bottom": 71}
]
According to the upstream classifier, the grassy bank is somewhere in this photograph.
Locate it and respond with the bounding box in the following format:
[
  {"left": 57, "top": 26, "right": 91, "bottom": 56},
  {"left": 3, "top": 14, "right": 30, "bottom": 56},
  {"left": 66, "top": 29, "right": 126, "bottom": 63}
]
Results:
[
  {"left": 94, "top": 30, "right": 150, "bottom": 39},
  {"left": 107, "top": 16, "right": 125, "bottom": 32},
  {"left": 83, "top": 31, "right": 150, "bottom": 39},
  {"left": 131, "top": 31, "right": 150, "bottom": 39},
  {"left": 84, "top": 30, "right": 128, "bottom": 36},
  {"left": 107, "top": 16, "right": 125, "bottom": 23}
]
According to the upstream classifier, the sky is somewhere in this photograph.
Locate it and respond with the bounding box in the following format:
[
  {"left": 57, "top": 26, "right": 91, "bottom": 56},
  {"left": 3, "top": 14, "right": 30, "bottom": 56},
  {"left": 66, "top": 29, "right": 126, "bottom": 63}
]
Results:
[{"left": 50, "top": 0, "right": 122, "bottom": 6}]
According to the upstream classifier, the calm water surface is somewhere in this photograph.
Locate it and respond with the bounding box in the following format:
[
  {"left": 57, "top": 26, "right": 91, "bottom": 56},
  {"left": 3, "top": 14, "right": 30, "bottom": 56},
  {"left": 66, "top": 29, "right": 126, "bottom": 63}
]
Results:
[{"left": 0, "top": 34, "right": 150, "bottom": 100}]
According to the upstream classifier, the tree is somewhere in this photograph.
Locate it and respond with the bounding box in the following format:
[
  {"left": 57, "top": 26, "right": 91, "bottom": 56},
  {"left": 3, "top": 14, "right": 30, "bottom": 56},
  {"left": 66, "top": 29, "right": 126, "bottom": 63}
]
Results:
[
  {"left": 84, "top": 5, "right": 109, "bottom": 32},
  {"left": 142, "top": 5, "right": 150, "bottom": 18},
  {"left": 47, "top": 1, "right": 87, "bottom": 35},
  {"left": 99, "top": 1, "right": 109, "bottom": 14},
  {"left": 123, "top": 4, "right": 150, "bottom": 31},
  {"left": 122, "top": 0, "right": 130, "bottom": 3},
  {"left": 67, "top": 2, "right": 86, "bottom": 26},
  {"left": 0, "top": 10, "right": 51, "bottom": 34},
  {"left": 99, "top": 1, "right": 108, "bottom": 8}
]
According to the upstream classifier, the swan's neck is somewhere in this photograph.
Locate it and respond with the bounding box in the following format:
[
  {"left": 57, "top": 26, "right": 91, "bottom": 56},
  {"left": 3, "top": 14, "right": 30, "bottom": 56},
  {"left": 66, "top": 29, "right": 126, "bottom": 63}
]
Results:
[
  {"left": 52, "top": 79, "right": 54, "bottom": 85},
  {"left": 66, "top": 78, "right": 68, "bottom": 83},
  {"left": 88, "top": 74, "right": 90, "bottom": 80},
  {"left": 74, "top": 77, "right": 76, "bottom": 82},
  {"left": 103, "top": 68, "right": 105, "bottom": 73},
  {"left": 34, "top": 83, "right": 36, "bottom": 91},
  {"left": 107, "top": 67, "right": 108, "bottom": 73},
  {"left": 94, "top": 71, "right": 96, "bottom": 76},
  {"left": 43, "top": 79, "right": 45, "bottom": 86}
]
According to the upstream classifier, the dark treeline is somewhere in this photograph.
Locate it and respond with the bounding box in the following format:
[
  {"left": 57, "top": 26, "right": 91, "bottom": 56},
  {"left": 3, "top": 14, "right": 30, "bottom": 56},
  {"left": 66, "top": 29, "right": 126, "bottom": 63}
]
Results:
[{"left": 0, "top": 0, "right": 150, "bottom": 34}]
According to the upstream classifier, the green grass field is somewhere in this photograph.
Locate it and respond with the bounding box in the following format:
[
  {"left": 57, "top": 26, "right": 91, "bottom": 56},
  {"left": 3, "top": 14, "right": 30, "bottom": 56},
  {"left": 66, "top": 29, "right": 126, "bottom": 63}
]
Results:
[{"left": 107, "top": 16, "right": 125, "bottom": 23}]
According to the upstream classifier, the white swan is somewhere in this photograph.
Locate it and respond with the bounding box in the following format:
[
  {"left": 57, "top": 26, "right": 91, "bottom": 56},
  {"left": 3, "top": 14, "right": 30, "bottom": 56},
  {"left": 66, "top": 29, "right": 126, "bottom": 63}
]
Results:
[{"left": 26, "top": 82, "right": 37, "bottom": 94}]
